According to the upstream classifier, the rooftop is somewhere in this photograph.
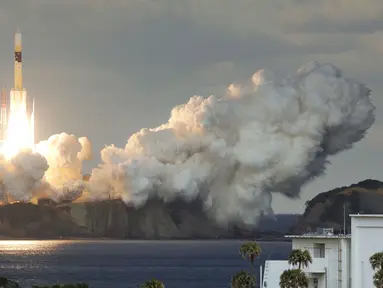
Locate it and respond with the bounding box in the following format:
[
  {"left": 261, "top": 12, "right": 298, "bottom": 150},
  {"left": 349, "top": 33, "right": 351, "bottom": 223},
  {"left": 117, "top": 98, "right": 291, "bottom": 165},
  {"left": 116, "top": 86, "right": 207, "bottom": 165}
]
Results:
[
  {"left": 284, "top": 234, "right": 351, "bottom": 239},
  {"left": 284, "top": 227, "right": 351, "bottom": 239},
  {"left": 349, "top": 214, "right": 383, "bottom": 218}
]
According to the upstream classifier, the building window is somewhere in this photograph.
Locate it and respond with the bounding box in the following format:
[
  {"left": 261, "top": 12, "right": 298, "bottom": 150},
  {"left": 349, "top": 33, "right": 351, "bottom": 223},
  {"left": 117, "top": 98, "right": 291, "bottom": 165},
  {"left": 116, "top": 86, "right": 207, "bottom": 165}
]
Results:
[
  {"left": 313, "top": 243, "right": 325, "bottom": 258},
  {"left": 313, "top": 278, "right": 319, "bottom": 288}
]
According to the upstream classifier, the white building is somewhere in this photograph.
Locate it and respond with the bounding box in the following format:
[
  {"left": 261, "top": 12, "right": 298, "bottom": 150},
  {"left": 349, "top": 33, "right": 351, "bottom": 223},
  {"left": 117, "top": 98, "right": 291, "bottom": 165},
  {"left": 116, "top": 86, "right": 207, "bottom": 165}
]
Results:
[
  {"left": 261, "top": 214, "right": 383, "bottom": 288},
  {"left": 351, "top": 214, "right": 383, "bottom": 288}
]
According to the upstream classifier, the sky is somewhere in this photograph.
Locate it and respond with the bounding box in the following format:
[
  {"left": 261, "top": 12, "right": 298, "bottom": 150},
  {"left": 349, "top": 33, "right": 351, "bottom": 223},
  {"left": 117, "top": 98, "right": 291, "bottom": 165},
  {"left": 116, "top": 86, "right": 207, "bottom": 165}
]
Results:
[{"left": 0, "top": 0, "right": 382, "bottom": 214}]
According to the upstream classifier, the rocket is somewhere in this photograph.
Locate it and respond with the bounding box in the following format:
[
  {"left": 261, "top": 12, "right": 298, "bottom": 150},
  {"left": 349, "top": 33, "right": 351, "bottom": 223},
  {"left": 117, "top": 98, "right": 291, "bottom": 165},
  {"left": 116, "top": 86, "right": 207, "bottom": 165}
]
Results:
[
  {"left": 0, "top": 86, "right": 6, "bottom": 141},
  {"left": 0, "top": 30, "right": 35, "bottom": 145}
]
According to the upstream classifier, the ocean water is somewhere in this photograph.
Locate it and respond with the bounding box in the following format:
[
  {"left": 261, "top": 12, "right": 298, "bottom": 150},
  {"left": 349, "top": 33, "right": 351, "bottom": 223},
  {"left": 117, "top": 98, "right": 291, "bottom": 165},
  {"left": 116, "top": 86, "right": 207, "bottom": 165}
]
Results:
[{"left": 0, "top": 240, "right": 291, "bottom": 288}]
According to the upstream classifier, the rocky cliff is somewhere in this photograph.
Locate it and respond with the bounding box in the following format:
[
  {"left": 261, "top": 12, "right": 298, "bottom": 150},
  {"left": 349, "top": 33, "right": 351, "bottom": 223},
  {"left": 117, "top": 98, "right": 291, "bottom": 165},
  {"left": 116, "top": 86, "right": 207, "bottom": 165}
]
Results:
[
  {"left": 291, "top": 179, "right": 383, "bottom": 234},
  {"left": 4, "top": 179, "right": 380, "bottom": 239},
  {"left": 76, "top": 198, "right": 227, "bottom": 239},
  {"left": 0, "top": 198, "right": 286, "bottom": 239},
  {"left": 0, "top": 202, "right": 89, "bottom": 238}
]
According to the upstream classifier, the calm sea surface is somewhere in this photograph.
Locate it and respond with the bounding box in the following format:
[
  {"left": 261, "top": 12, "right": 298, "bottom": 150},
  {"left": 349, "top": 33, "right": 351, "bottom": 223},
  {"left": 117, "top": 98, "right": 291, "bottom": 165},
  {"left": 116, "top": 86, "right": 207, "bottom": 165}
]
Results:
[{"left": 0, "top": 240, "right": 291, "bottom": 288}]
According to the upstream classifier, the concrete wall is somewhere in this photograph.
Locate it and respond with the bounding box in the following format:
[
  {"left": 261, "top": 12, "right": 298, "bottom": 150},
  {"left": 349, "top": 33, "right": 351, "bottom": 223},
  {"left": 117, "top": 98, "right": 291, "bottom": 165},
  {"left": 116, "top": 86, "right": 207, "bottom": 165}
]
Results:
[
  {"left": 262, "top": 260, "right": 289, "bottom": 288},
  {"left": 351, "top": 215, "right": 383, "bottom": 288},
  {"left": 341, "top": 238, "right": 351, "bottom": 288}
]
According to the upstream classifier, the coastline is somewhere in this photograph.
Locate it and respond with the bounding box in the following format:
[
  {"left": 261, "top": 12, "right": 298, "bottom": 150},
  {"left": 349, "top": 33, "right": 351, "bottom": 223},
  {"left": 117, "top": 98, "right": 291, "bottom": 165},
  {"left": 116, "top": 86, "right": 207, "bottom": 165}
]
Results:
[{"left": 0, "top": 235, "right": 291, "bottom": 242}]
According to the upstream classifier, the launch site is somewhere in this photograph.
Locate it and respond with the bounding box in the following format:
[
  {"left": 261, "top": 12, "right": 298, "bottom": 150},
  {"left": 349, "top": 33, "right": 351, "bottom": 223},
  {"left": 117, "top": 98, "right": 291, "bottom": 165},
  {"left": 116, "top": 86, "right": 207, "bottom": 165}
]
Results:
[
  {"left": 1, "top": 1, "right": 383, "bottom": 287},
  {"left": 0, "top": 31, "right": 91, "bottom": 207}
]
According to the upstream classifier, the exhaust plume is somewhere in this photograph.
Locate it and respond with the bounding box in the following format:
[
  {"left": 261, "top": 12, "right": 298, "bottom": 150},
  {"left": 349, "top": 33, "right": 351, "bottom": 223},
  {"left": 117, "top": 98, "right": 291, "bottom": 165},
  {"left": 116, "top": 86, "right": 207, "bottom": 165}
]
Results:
[
  {"left": 0, "top": 151, "right": 48, "bottom": 202},
  {"left": 35, "top": 133, "right": 92, "bottom": 202},
  {"left": 86, "top": 61, "right": 375, "bottom": 226},
  {"left": 0, "top": 133, "right": 91, "bottom": 203}
]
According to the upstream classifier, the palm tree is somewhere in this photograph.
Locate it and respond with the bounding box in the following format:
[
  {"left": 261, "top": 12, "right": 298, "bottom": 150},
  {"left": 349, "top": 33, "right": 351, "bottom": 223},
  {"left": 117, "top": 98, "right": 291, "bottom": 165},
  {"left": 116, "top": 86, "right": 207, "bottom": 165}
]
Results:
[
  {"left": 370, "top": 252, "right": 383, "bottom": 270},
  {"left": 279, "top": 249, "right": 311, "bottom": 288},
  {"left": 279, "top": 269, "right": 308, "bottom": 288},
  {"left": 0, "top": 277, "right": 20, "bottom": 288},
  {"left": 231, "top": 270, "right": 256, "bottom": 288},
  {"left": 373, "top": 269, "right": 383, "bottom": 288},
  {"left": 370, "top": 252, "right": 383, "bottom": 288},
  {"left": 239, "top": 241, "right": 261, "bottom": 266},
  {"left": 230, "top": 242, "right": 261, "bottom": 288},
  {"left": 140, "top": 279, "right": 165, "bottom": 288},
  {"left": 0, "top": 278, "right": 8, "bottom": 286},
  {"left": 288, "top": 249, "right": 312, "bottom": 270}
]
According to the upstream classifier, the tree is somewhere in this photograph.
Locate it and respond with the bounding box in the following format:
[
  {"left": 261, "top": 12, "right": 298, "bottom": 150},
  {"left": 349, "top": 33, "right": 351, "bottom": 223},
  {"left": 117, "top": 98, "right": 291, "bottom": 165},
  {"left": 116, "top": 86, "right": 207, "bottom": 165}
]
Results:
[
  {"left": 370, "top": 252, "right": 383, "bottom": 270},
  {"left": 32, "top": 284, "right": 88, "bottom": 288},
  {"left": 370, "top": 252, "right": 383, "bottom": 288},
  {"left": 239, "top": 241, "right": 261, "bottom": 266},
  {"left": 280, "top": 249, "right": 311, "bottom": 288},
  {"left": 288, "top": 249, "right": 312, "bottom": 270},
  {"left": 0, "top": 277, "right": 8, "bottom": 286},
  {"left": 230, "top": 241, "right": 261, "bottom": 288},
  {"left": 140, "top": 279, "right": 165, "bottom": 288},
  {"left": 374, "top": 269, "right": 383, "bottom": 288},
  {"left": 0, "top": 277, "right": 20, "bottom": 288},
  {"left": 279, "top": 269, "right": 308, "bottom": 288},
  {"left": 231, "top": 271, "right": 256, "bottom": 288}
]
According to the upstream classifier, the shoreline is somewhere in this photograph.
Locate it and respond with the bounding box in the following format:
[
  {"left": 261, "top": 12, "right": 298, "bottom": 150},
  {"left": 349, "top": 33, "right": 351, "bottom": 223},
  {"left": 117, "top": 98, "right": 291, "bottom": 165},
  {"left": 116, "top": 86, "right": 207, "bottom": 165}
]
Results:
[{"left": 0, "top": 235, "right": 291, "bottom": 242}]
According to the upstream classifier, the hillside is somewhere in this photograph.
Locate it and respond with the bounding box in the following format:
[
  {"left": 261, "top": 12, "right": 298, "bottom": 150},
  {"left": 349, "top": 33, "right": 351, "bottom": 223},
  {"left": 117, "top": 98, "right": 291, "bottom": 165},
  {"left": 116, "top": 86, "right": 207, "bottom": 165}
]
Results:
[
  {"left": 0, "top": 202, "right": 90, "bottom": 238},
  {"left": 5, "top": 177, "right": 380, "bottom": 240},
  {"left": 0, "top": 198, "right": 293, "bottom": 240},
  {"left": 291, "top": 179, "right": 383, "bottom": 234}
]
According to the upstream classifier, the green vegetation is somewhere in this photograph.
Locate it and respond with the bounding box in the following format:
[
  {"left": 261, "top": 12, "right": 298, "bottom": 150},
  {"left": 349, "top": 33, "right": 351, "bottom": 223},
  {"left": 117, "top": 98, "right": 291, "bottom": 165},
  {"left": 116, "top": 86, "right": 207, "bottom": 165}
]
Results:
[
  {"left": 32, "top": 284, "right": 88, "bottom": 288},
  {"left": 0, "top": 277, "right": 19, "bottom": 287},
  {"left": 140, "top": 279, "right": 165, "bottom": 288},
  {"left": 279, "top": 249, "right": 311, "bottom": 288},
  {"left": 231, "top": 241, "right": 260, "bottom": 288},
  {"left": 239, "top": 241, "right": 261, "bottom": 266},
  {"left": 287, "top": 249, "right": 312, "bottom": 270},
  {"left": 279, "top": 269, "right": 308, "bottom": 288},
  {"left": 373, "top": 270, "right": 383, "bottom": 288},
  {"left": 370, "top": 251, "right": 383, "bottom": 288},
  {"left": 0, "top": 278, "right": 88, "bottom": 288},
  {"left": 231, "top": 270, "right": 256, "bottom": 288}
]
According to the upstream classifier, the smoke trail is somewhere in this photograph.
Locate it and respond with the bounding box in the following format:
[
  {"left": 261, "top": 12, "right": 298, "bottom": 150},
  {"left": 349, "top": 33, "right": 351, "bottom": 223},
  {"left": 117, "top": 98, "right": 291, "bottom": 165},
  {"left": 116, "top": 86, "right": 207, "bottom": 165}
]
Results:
[{"left": 87, "top": 61, "right": 375, "bottom": 226}]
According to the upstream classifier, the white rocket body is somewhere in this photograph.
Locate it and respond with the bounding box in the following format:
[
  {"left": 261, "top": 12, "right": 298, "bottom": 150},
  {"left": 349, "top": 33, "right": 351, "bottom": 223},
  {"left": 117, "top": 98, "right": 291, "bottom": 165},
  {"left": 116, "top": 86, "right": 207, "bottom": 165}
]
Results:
[
  {"left": 6, "top": 31, "right": 35, "bottom": 147},
  {"left": 0, "top": 87, "right": 7, "bottom": 142}
]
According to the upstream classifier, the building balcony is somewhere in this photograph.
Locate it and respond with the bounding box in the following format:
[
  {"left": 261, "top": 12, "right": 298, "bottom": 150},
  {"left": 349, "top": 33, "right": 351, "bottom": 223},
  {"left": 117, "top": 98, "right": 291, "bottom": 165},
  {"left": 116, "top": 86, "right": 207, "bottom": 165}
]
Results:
[
  {"left": 287, "top": 247, "right": 327, "bottom": 273},
  {"left": 303, "top": 257, "right": 326, "bottom": 273},
  {"left": 289, "top": 258, "right": 326, "bottom": 274}
]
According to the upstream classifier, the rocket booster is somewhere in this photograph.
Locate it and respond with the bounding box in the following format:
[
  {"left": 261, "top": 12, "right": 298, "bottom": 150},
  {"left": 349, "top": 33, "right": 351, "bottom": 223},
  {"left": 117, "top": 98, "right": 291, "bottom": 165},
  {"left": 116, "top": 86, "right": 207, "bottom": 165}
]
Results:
[{"left": 0, "top": 87, "right": 7, "bottom": 141}]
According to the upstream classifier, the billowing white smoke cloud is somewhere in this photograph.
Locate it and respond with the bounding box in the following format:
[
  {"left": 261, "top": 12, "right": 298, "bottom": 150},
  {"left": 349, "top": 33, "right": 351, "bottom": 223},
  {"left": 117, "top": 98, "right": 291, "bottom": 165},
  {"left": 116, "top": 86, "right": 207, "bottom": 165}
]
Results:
[
  {"left": 0, "top": 61, "right": 374, "bottom": 227},
  {"left": 35, "top": 133, "right": 92, "bottom": 202},
  {"left": 0, "top": 133, "right": 91, "bottom": 203},
  {"left": 0, "top": 151, "right": 48, "bottom": 202},
  {"left": 87, "top": 61, "right": 375, "bottom": 226}
]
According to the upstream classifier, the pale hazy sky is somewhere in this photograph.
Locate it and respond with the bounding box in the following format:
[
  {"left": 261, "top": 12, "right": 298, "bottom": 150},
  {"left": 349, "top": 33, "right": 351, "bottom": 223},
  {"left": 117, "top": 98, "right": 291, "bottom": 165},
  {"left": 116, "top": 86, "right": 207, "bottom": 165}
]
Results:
[{"left": 0, "top": 0, "right": 382, "bottom": 214}]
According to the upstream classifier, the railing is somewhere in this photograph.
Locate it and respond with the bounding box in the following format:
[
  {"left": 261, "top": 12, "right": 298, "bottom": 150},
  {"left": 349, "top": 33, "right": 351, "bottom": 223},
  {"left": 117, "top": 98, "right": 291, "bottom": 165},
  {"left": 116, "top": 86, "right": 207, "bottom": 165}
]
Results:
[{"left": 262, "top": 261, "right": 269, "bottom": 288}]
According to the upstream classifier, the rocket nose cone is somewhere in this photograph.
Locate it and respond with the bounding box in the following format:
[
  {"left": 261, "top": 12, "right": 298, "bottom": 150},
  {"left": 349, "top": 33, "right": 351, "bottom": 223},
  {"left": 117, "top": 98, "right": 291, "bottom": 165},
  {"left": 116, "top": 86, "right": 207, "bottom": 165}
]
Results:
[{"left": 15, "top": 30, "right": 22, "bottom": 49}]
